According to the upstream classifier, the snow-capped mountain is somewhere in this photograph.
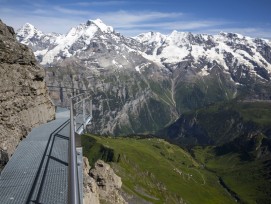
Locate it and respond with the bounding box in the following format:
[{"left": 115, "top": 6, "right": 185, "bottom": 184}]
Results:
[
  {"left": 135, "top": 30, "right": 271, "bottom": 81},
  {"left": 17, "top": 23, "right": 43, "bottom": 43},
  {"left": 17, "top": 23, "right": 61, "bottom": 50},
  {"left": 16, "top": 19, "right": 271, "bottom": 135},
  {"left": 17, "top": 20, "right": 271, "bottom": 81},
  {"left": 17, "top": 19, "right": 147, "bottom": 69}
]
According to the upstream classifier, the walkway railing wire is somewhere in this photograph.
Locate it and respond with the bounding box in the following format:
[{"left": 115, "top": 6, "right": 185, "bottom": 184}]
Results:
[{"left": 68, "top": 93, "right": 92, "bottom": 204}]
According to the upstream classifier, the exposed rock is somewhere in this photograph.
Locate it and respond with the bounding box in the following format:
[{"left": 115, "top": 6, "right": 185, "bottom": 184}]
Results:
[
  {"left": 89, "top": 160, "right": 127, "bottom": 204},
  {"left": 0, "top": 20, "right": 55, "bottom": 160},
  {"left": 83, "top": 157, "right": 100, "bottom": 204},
  {"left": 0, "top": 148, "right": 8, "bottom": 172}
]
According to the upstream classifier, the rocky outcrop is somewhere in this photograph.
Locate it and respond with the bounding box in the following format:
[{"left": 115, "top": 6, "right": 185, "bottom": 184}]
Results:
[
  {"left": 83, "top": 157, "right": 100, "bottom": 204},
  {"left": 0, "top": 148, "right": 8, "bottom": 172},
  {"left": 0, "top": 20, "right": 55, "bottom": 159},
  {"left": 90, "top": 160, "right": 126, "bottom": 204},
  {"left": 83, "top": 158, "right": 126, "bottom": 204}
]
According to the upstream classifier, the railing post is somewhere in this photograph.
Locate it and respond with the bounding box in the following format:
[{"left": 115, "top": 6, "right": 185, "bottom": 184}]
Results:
[
  {"left": 83, "top": 99, "right": 86, "bottom": 130},
  {"left": 90, "top": 99, "right": 92, "bottom": 118},
  {"left": 68, "top": 98, "right": 80, "bottom": 204}
]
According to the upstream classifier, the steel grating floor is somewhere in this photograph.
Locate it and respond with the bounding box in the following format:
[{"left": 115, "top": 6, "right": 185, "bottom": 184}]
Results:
[{"left": 0, "top": 109, "right": 84, "bottom": 204}]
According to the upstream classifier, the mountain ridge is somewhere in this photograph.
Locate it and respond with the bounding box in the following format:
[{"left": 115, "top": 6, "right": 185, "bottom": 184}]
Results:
[
  {"left": 17, "top": 19, "right": 271, "bottom": 81},
  {"left": 16, "top": 19, "right": 271, "bottom": 136}
]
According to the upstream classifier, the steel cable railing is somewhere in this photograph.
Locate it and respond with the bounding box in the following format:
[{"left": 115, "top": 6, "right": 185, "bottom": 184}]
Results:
[{"left": 68, "top": 93, "right": 92, "bottom": 204}]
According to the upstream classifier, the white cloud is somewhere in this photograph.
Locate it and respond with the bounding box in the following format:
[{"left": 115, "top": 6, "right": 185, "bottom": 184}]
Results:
[
  {"left": 53, "top": 6, "right": 91, "bottom": 15},
  {"left": 0, "top": 7, "right": 15, "bottom": 13},
  {"left": 101, "top": 10, "right": 183, "bottom": 25},
  {"left": 1, "top": 13, "right": 85, "bottom": 34},
  {"left": 32, "top": 9, "right": 50, "bottom": 15},
  {"left": 202, "top": 27, "right": 271, "bottom": 39},
  {"left": 112, "top": 20, "right": 225, "bottom": 30},
  {"left": 74, "top": 1, "right": 128, "bottom": 6}
]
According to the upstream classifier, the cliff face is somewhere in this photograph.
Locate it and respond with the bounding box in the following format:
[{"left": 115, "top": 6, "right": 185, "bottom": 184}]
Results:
[{"left": 0, "top": 20, "right": 55, "bottom": 158}]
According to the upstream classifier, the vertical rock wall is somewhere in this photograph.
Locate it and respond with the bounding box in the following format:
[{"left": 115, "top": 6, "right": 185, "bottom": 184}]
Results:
[{"left": 0, "top": 20, "right": 55, "bottom": 158}]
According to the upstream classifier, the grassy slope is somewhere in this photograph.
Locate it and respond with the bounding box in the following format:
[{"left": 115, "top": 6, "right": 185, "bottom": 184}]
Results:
[
  {"left": 193, "top": 146, "right": 271, "bottom": 204},
  {"left": 236, "top": 101, "right": 271, "bottom": 127},
  {"left": 82, "top": 135, "right": 235, "bottom": 204},
  {"left": 196, "top": 101, "right": 271, "bottom": 144},
  {"left": 197, "top": 101, "right": 271, "bottom": 129},
  {"left": 161, "top": 101, "right": 271, "bottom": 147},
  {"left": 83, "top": 102, "right": 271, "bottom": 203}
]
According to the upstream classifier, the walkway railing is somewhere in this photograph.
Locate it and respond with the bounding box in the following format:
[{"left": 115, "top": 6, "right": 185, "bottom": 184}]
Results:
[
  {"left": 47, "top": 86, "right": 87, "bottom": 108},
  {"left": 68, "top": 93, "right": 92, "bottom": 204}
]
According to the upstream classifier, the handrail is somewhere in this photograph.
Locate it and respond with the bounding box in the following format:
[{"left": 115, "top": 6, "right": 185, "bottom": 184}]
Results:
[
  {"left": 68, "top": 98, "right": 80, "bottom": 204},
  {"left": 46, "top": 86, "right": 88, "bottom": 108},
  {"left": 68, "top": 93, "right": 92, "bottom": 204}
]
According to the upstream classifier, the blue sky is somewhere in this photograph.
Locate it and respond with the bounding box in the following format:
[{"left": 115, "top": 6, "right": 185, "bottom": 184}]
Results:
[{"left": 0, "top": 0, "right": 271, "bottom": 38}]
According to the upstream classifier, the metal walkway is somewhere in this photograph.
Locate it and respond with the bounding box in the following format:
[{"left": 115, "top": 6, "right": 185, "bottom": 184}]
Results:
[{"left": 0, "top": 94, "right": 92, "bottom": 204}]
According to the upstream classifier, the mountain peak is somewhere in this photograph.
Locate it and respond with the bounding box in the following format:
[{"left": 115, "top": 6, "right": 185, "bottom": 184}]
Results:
[
  {"left": 92, "top": 18, "right": 104, "bottom": 25},
  {"left": 86, "top": 19, "right": 113, "bottom": 33},
  {"left": 24, "top": 22, "right": 34, "bottom": 28},
  {"left": 169, "top": 30, "right": 190, "bottom": 37},
  {"left": 219, "top": 31, "right": 244, "bottom": 39},
  {"left": 171, "top": 30, "right": 179, "bottom": 34},
  {"left": 134, "top": 31, "right": 166, "bottom": 44},
  {"left": 20, "top": 23, "right": 38, "bottom": 32},
  {"left": 17, "top": 23, "right": 43, "bottom": 38}
]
